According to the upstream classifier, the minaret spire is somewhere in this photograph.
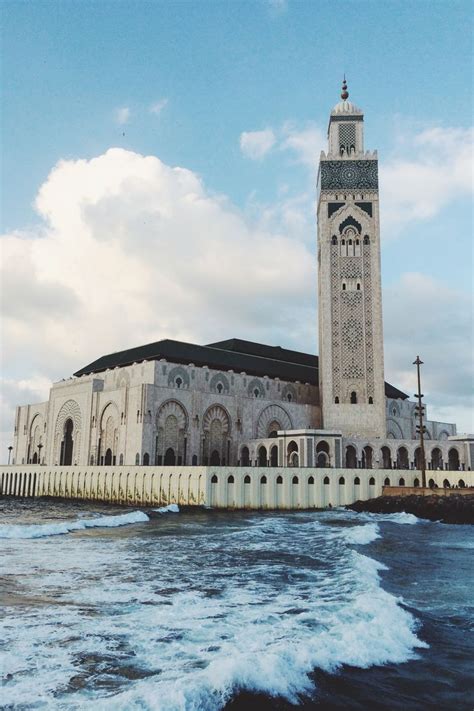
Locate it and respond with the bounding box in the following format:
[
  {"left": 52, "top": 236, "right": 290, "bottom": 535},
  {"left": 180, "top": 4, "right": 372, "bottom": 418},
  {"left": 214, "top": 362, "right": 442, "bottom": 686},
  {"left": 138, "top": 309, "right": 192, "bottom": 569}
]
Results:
[{"left": 341, "top": 76, "right": 349, "bottom": 101}]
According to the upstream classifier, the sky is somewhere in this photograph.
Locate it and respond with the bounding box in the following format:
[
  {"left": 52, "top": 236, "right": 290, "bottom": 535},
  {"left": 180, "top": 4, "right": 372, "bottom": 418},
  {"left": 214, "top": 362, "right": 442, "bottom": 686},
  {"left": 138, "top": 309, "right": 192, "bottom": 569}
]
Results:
[{"left": 1, "top": 0, "right": 473, "bottom": 461}]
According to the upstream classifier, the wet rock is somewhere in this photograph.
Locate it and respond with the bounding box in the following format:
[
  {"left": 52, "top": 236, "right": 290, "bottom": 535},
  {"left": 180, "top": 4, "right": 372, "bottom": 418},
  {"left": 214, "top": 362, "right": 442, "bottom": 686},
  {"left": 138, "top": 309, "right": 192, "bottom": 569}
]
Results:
[{"left": 347, "top": 494, "right": 474, "bottom": 525}]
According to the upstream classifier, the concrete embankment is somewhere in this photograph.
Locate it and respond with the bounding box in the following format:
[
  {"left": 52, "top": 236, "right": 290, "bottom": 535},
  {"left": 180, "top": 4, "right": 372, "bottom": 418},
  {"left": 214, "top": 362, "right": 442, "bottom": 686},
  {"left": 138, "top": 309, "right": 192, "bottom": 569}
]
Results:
[{"left": 347, "top": 492, "right": 474, "bottom": 524}]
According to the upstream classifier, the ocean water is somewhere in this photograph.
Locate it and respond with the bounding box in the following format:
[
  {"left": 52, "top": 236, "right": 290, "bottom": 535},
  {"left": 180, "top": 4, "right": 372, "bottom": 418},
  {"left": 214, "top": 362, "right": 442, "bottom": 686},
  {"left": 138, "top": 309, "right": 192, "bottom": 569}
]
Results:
[{"left": 1, "top": 500, "right": 473, "bottom": 710}]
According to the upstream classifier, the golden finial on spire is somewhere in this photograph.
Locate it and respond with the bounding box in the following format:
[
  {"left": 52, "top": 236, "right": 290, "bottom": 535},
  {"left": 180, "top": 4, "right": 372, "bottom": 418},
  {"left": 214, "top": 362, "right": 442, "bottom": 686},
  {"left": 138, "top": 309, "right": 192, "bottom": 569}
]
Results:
[{"left": 341, "top": 76, "right": 349, "bottom": 101}]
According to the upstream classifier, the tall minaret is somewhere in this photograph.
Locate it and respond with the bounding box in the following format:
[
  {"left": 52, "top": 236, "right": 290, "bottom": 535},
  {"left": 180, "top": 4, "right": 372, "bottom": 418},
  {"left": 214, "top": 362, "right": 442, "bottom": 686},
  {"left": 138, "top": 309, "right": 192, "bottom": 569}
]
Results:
[{"left": 317, "top": 79, "right": 386, "bottom": 439}]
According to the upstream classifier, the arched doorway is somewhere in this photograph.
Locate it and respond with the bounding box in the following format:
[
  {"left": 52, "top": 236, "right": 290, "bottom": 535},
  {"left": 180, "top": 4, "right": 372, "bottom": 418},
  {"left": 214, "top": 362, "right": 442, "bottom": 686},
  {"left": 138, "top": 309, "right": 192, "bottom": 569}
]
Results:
[
  {"left": 60, "top": 419, "right": 74, "bottom": 466},
  {"left": 287, "top": 441, "right": 298, "bottom": 467},
  {"left": 270, "top": 445, "right": 278, "bottom": 467},
  {"left": 381, "top": 446, "right": 392, "bottom": 469},
  {"left": 210, "top": 450, "right": 221, "bottom": 466},
  {"left": 448, "top": 448, "right": 459, "bottom": 471},
  {"left": 316, "top": 441, "right": 330, "bottom": 467},
  {"left": 268, "top": 420, "right": 280, "bottom": 438},
  {"left": 414, "top": 447, "right": 423, "bottom": 470},
  {"left": 104, "top": 448, "right": 113, "bottom": 466},
  {"left": 397, "top": 447, "right": 409, "bottom": 470},
  {"left": 241, "top": 446, "right": 250, "bottom": 467},
  {"left": 362, "top": 446, "right": 373, "bottom": 469},
  {"left": 431, "top": 448, "right": 443, "bottom": 470},
  {"left": 258, "top": 446, "right": 267, "bottom": 467},
  {"left": 164, "top": 447, "right": 176, "bottom": 466},
  {"left": 345, "top": 445, "right": 357, "bottom": 468}
]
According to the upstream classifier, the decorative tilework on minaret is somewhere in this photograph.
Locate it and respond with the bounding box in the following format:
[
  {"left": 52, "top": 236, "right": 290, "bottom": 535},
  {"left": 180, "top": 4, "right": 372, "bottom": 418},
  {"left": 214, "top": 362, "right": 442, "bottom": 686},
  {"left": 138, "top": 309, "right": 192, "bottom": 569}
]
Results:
[{"left": 317, "top": 80, "right": 386, "bottom": 439}]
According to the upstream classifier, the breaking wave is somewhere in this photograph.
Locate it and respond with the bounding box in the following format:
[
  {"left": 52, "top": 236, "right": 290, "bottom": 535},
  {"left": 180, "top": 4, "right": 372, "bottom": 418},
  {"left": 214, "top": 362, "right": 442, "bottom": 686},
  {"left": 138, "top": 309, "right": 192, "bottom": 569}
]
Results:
[
  {"left": 0, "top": 510, "right": 149, "bottom": 539},
  {"left": 343, "top": 522, "right": 381, "bottom": 545},
  {"left": 0, "top": 508, "right": 428, "bottom": 710}
]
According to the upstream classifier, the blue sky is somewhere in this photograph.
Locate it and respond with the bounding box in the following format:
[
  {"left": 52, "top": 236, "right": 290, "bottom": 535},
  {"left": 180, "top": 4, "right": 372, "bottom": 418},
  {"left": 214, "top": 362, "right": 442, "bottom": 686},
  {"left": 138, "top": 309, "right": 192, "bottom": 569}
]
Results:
[{"left": 1, "top": 0, "right": 473, "bottom": 450}]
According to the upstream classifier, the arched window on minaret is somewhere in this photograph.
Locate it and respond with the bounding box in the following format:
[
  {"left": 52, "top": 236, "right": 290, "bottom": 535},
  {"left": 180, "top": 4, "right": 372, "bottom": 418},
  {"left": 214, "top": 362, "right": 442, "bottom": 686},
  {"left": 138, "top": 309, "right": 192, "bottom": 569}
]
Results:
[{"left": 350, "top": 391, "right": 357, "bottom": 404}]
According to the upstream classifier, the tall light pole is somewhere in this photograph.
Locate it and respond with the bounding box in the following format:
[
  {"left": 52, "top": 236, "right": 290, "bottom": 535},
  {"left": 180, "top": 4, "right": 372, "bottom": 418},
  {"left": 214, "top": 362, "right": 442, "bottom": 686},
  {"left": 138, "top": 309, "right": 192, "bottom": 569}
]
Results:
[
  {"left": 413, "top": 356, "right": 427, "bottom": 489},
  {"left": 8, "top": 446, "right": 13, "bottom": 465}
]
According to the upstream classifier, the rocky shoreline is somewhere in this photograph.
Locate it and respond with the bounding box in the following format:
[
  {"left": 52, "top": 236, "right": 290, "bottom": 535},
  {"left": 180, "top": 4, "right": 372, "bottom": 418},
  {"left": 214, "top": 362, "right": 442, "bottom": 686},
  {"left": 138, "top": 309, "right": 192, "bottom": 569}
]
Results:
[{"left": 347, "top": 493, "right": 474, "bottom": 525}]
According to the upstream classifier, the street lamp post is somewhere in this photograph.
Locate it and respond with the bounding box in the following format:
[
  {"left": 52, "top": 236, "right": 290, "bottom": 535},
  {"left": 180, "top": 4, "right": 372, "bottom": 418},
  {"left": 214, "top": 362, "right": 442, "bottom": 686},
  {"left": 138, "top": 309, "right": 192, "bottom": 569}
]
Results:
[
  {"left": 413, "top": 356, "right": 427, "bottom": 489},
  {"left": 38, "top": 443, "right": 43, "bottom": 465},
  {"left": 7, "top": 446, "right": 13, "bottom": 465}
]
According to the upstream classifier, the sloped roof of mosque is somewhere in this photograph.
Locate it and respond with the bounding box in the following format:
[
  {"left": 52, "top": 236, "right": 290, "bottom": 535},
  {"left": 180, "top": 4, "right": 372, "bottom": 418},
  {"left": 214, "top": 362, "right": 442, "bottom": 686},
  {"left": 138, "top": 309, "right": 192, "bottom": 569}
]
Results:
[{"left": 73, "top": 337, "right": 408, "bottom": 399}]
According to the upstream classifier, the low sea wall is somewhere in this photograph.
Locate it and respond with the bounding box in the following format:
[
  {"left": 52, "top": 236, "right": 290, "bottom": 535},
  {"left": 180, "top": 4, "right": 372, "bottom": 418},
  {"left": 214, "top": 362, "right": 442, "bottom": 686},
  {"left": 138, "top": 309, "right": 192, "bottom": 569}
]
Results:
[
  {"left": 383, "top": 485, "right": 474, "bottom": 498},
  {"left": 1, "top": 466, "right": 472, "bottom": 509}
]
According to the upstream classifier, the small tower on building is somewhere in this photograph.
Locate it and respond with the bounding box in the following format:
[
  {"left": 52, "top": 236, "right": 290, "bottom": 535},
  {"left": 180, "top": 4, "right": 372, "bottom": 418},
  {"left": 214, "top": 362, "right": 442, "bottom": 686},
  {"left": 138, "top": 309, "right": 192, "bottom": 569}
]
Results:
[{"left": 317, "top": 79, "right": 386, "bottom": 438}]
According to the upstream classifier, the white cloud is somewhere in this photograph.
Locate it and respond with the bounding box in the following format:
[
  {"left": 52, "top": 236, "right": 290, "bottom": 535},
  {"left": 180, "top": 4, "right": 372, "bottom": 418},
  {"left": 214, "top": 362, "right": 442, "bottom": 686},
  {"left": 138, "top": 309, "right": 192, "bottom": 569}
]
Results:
[
  {"left": 115, "top": 106, "right": 131, "bottom": 125},
  {"left": 380, "top": 126, "right": 474, "bottom": 235},
  {"left": 240, "top": 128, "right": 276, "bottom": 160},
  {"left": 150, "top": 98, "right": 169, "bottom": 116},
  {"left": 280, "top": 122, "right": 326, "bottom": 168},
  {"left": 0, "top": 148, "right": 316, "bottom": 460},
  {"left": 383, "top": 272, "right": 473, "bottom": 433}
]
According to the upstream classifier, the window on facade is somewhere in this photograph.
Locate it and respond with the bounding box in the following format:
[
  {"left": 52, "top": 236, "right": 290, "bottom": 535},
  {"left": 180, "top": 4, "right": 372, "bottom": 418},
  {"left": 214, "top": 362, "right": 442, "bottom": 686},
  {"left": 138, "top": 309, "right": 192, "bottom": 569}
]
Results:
[
  {"left": 308, "top": 476, "right": 314, "bottom": 484},
  {"left": 228, "top": 475, "right": 234, "bottom": 483},
  {"left": 342, "top": 283, "right": 346, "bottom": 291},
  {"left": 356, "top": 283, "right": 361, "bottom": 290},
  {"left": 261, "top": 475, "right": 267, "bottom": 484},
  {"left": 287, "top": 393, "right": 292, "bottom": 402},
  {"left": 292, "top": 476, "right": 299, "bottom": 484},
  {"left": 354, "top": 476, "right": 360, "bottom": 485},
  {"left": 276, "top": 475, "right": 283, "bottom": 484},
  {"left": 175, "top": 377, "right": 182, "bottom": 389},
  {"left": 217, "top": 383, "right": 223, "bottom": 394},
  {"left": 244, "top": 475, "right": 251, "bottom": 484},
  {"left": 331, "top": 236, "right": 337, "bottom": 245},
  {"left": 211, "top": 474, "right": 218, "bottom": 483},
  {"left": 324, "top": 476, "right": 330, "bottom": 485},
  {"left": 369, "top": 477, "right": 376, "bottom": 486},
  {"left": 369, "top": 397, "right": 373, "bottom": 404},
  {"left": 364, "top": 235, "right": 370, "bottom": 245},
  {"left": 335, "top": 396, "right": 339, "bottom": 404},
  {"left": 350, "top": 391, "right": 357, "bottom": 404},
  {"left": 254, "top": 388, "right": 260, "bottom": 398},
  {"left": 135, "top": 453, "right": 140, "bottom": 465}
]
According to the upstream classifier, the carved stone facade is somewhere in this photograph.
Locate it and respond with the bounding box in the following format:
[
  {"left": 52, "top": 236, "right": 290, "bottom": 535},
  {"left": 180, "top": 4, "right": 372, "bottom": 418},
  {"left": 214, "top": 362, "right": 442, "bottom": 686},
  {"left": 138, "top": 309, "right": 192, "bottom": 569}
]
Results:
[{"left": 318, "top": 94, "right": 385, "bottom": 438}]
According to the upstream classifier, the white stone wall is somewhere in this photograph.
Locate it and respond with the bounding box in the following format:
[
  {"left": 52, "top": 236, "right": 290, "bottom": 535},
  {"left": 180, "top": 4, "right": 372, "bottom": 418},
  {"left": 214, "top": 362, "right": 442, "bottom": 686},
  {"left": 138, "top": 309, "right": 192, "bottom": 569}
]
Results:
[{"left": 2, "top": 465, "right": 473, "bottom": 509}]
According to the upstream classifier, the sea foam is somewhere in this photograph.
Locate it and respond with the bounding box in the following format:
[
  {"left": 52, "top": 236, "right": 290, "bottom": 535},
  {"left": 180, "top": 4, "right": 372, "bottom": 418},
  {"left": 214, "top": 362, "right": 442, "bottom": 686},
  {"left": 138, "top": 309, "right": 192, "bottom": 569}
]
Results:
[
  {"left": 343, "top": 522, "right": 380, "bottom": 545},
  {"left": 0, "top": 510, "right": 149, "bottom": 539}
]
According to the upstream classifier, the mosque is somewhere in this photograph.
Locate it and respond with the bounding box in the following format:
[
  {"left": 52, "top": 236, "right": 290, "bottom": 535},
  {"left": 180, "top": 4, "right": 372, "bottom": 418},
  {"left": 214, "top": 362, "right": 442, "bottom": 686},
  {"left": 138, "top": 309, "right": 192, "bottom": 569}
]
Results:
[{"left": 10, "top": 81, "right": 472, "bottom": 478}]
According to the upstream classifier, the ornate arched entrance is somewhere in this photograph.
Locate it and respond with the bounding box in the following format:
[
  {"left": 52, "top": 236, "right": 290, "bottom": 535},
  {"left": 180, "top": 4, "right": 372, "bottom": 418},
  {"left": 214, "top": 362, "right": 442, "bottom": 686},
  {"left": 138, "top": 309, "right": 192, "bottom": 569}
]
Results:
[{"left": 60, "top": 419, "right": 74, "bottom": 466}]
